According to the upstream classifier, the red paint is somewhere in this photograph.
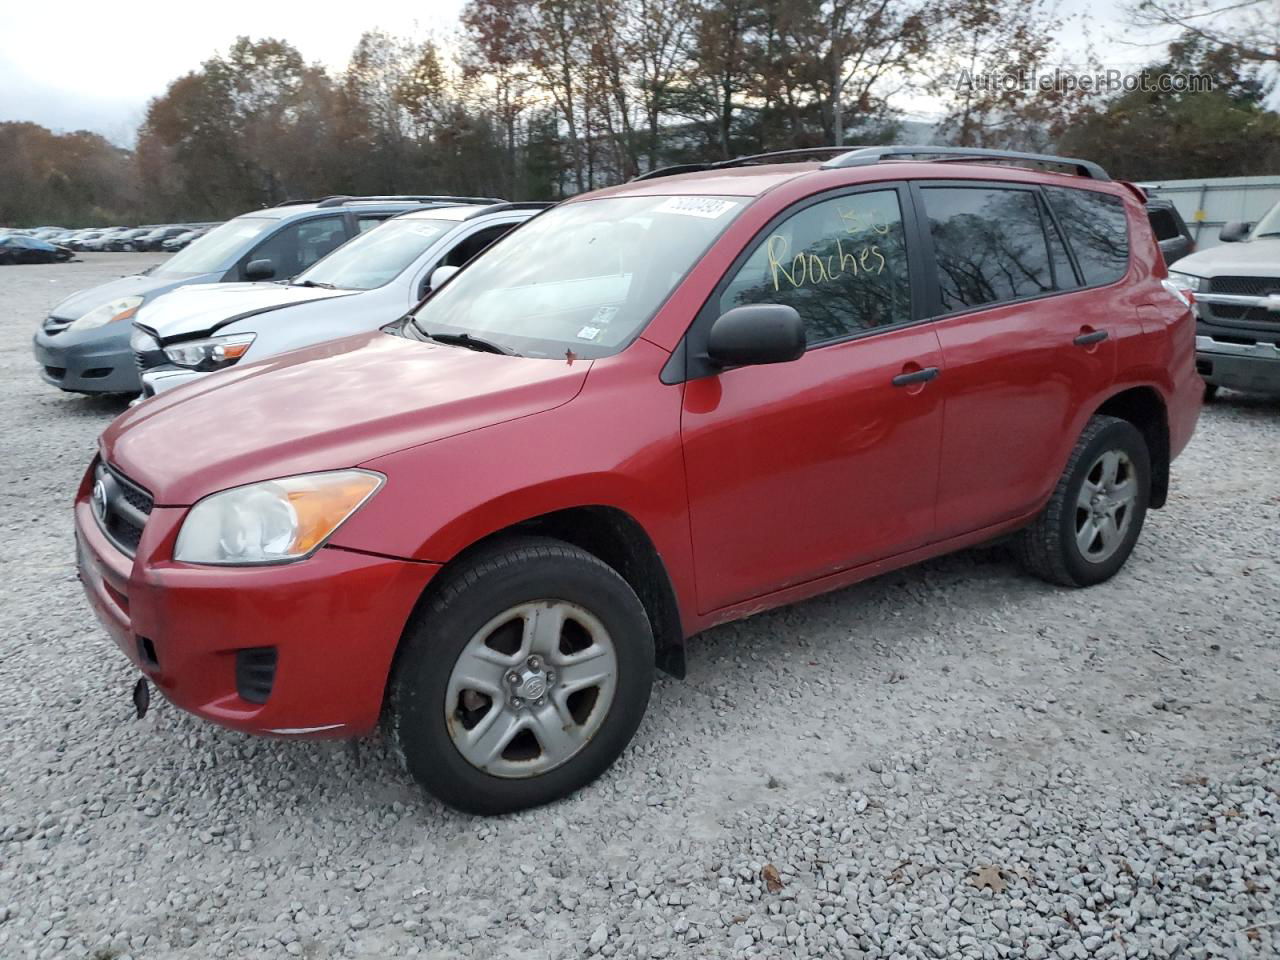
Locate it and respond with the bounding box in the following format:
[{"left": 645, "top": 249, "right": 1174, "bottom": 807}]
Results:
[{"left": 76, "top": 158, "right": 1202, "bottom": 739}]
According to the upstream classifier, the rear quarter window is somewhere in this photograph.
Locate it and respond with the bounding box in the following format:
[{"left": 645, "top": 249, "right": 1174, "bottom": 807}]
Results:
[{"left": 1044, "top": 187, "right": 1130, "bottom": 285}]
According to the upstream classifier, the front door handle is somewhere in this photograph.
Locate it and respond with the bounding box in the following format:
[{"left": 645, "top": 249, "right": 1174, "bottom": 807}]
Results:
[
  {"left": 1073, "top": 329, "right": 1109, "bottom": 346},
  {"left": 891, "top": 366, "right": 940, "bottom": 387}
]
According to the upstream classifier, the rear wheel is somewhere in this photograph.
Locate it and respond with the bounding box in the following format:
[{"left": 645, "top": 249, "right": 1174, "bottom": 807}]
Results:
[
  {"left": 1016, "top": 415, "right": 1150, "bottom": 587},
  {"left": 389, "top": 537, "right": 654, "bottom": 815}
]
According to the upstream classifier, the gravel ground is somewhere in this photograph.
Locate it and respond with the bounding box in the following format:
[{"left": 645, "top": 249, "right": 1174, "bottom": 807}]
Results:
[{"left": 2, "top": 254, "right": 1278, "bottom": 960}]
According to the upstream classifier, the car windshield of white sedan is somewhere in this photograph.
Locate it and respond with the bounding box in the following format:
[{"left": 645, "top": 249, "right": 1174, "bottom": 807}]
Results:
[
  {"left": 1251, "top": 200, "right": 1280, "bottom": 239},
  {"left": 292, "top": 218, "right": 453, "bottom": 290},
  {"left": 411, "top": 195, "right": 746, "bottom": 358},
  {"left": 151, "top": 217, "right": 277, "bottom": 277}
]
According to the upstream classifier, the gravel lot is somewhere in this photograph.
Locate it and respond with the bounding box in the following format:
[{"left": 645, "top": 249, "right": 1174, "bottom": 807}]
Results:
[{"left": 2, "top": 254, "right": 1278, "bottom": 960}]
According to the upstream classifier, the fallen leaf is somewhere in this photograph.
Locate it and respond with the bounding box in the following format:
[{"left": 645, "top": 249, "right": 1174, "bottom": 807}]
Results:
[
  {"left": 1247, "top": 928, "right": 1261, "bottom": 942},
  {"left": 971, "top": 865, "right": 1006, "bottom": 894},
  {"left": 761, "top": 864, "right": 783, "bottom": 893}
]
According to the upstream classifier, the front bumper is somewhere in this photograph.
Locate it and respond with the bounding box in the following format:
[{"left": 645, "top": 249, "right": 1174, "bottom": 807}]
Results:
[
  {"left": 74, "top": 471, "right": 439, "bottom": 737},
  {"left": 141, "top": 366, "right": 207, "bottom": 397},
  {"left": 1196, "top": 335, "right": 1280, "bottom": 395},
  {"left": 33, "top": 325, "right": 140, "bottom": 394}
]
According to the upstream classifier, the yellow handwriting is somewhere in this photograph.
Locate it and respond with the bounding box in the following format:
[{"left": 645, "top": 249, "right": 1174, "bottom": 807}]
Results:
[{"left": 768, "top": 234, "right": 887, "bottom": 292}]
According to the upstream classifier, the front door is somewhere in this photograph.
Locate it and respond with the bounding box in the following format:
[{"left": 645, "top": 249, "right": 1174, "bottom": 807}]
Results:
[{"left": 679, "top": 186, "right": 945, "bottom": 613}]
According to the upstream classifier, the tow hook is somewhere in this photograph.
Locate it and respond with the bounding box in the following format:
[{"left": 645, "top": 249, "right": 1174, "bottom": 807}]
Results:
[{"left": 132, "top": 678, "right": 150, "bottom": 720}]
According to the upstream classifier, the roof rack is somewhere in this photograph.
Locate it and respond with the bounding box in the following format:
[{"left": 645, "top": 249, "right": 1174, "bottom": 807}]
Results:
[
  {"left": 273, "top": 194, "right": 506, "bottom": 209},
  {"left": 820, "top": 146, "right": 1110, "bottom": 181},
  {"left": 463, "top": 201, "right": 556, "bottom": 220},
  {"left": 632, "top": 147, "right": 854, "bottom": 182}
]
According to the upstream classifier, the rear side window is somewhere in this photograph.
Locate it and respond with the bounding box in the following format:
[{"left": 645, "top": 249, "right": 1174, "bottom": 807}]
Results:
[
  {"left": 922, "top": 186, "right": 1055, "bottom": 311},
  {"left": 1044, "top": 187, "right": 1129, "bottom": 285},
  {"left": 1147, "top": 206, "right": 1180, "bottom": 241},
  {"left": 718, "top": 189, "right": 912, "bottom": 344}
]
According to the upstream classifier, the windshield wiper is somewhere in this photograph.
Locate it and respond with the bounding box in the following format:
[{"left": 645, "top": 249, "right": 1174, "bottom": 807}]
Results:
[
  {"left": 1253, "top": 232, "right": 1280, "bottom": 239},
  {"left": 294, "top": 279, "right": 336, "bottom": 289},
  {"left": 423, "top": 330, "right": 515, "bottom": 356}
]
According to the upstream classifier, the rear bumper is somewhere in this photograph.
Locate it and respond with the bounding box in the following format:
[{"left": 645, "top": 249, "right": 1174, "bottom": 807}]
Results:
[
  {"left": 1196, "top": 335, "right": 1280, "bottom": 395},
  {"left": 33, "top": 327, "right": 140, "bottom": 394},
  {"left": 74, "top": 475, "right": 439, "bottom": 738}
]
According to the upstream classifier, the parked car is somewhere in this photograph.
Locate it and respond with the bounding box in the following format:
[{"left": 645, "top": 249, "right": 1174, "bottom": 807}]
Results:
[
  {"left": 161, "top": 226, "right": 214, "bottom": 252},
  {"left": 133, "top": 226, "right": 191, "bottom": 251},
  {"left": 79, "top": 228, "right": 132, "bottom": 252},
  {"left": 0, "top": 234, "right": 74, "bottom": 264},
  {"left": 1165, "top": 198, "right": 1280, "bottom": 399},
  {"left": 33, "top": 195, "right": 501, "bottom": 395},
  {"left": 1146, "top": 198, "right": 1194, "bottom": 265},
  {"left": 104, "top": 227, "right": 159, "bottom": 252},
  {"left": 75, "top": 146, "right": 1201, "bottom": 814},
  {"left": 132, "top": 202, "right": 549, "bottom": 397}
]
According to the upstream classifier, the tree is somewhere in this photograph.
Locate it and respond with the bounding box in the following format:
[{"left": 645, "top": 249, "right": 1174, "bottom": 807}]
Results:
[{"left": 1128, "top": 0, "right": 1279, "bottom": 65}]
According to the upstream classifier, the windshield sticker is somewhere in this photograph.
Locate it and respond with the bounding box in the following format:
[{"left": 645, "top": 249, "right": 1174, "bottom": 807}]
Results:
[
  {"left": 655, "top": 197, "right": 738, "bottom": 220},
  {"left": 576, "top": 325, "right": 602, "bottom": 341}
]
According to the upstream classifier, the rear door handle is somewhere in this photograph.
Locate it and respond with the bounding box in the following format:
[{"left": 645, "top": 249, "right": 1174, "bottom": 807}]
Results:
[
  {"left": 1073, "top": 329, "right": 1109, "bottom": 346},
  {"left": 891, "top": 366, "right": 940, "bottom": 387}
]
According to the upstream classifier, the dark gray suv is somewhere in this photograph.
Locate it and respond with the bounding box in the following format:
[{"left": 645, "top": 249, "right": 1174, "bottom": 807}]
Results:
[{"left": 32, "top": 194, "right": 501, "bottom": 395}]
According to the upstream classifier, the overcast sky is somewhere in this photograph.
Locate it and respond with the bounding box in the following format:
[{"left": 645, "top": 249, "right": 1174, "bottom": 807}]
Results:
[{"left": 0, "top": 0, "right": 1175, "bottom": 147}]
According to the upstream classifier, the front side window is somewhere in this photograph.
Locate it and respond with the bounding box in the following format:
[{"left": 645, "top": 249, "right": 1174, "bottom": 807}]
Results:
[
  {"left": 412, "top": 195, "right": 745, "bottom": 359},
  {"left": 718, "top": 189, "right": 912, "bottom": 343},
  {"left": 294, "top": 218, "right": 453, "bottom": 291},
  {"left": 923, "top": 186, "right": 1055, "bottom": 311},
  {"left": 247, "top": 215, "right": 347, "bottom": 279},
  {"left": 1044, "top": 186, "right": 1129, "bottom": 285},
  {"left": 151, "top": 217, "right": 278, "bottom": 277}
]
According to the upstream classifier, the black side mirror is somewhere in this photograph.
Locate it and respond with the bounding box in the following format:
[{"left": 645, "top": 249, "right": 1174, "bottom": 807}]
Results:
[
  {"left": 706, "top": 305, "right": 806, "bottom": 367},
  {"left": 245, "top": 258, "right": 275, "bottom": 280},
  {"left": 1219, "top": 221, "right": 1252, "bottom": 243}
]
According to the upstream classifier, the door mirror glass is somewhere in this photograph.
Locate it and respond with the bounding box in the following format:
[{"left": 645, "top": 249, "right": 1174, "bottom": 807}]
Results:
[
  {"left": 429, "top": 265, "right": 461, "bottom": 291},
  {"left": 245, "top": 258, "right": 275, "bottom": 281},
  {"left": 706, "top": 305, "right": 806, "bottom": 367},
  {"left": 1219, "top": 220, "right": 1251, "bottom": 243}
]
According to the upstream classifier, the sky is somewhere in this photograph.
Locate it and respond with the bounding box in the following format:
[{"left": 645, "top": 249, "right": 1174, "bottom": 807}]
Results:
[{"left": 0, "top": 0, "right": 1181, "bottom": 147}]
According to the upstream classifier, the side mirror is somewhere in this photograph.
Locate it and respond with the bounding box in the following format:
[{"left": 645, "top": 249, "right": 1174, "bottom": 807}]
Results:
[
  {"left": 245, "top": 258, "right": 275, "bottom": 280},
  {"left": 1219, "top": 221, "right": 1252, "bottom": 243},
  {"left": 706, "top": 305, "right": 806, "bottom": 367},
  {"left": 428, "top": 265, "right": 461, "bottom": 292}
]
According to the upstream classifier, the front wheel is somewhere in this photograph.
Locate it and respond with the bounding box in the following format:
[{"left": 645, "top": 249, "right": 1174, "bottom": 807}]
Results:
[
  {"left": 388, "top": 537, "right": 655, "bottom": 815},
  {"left": 1203, "top": 383, "right": 1219, "bottom": 403},
  {"left": 1016, "top": 415, "right": 1150, "bottom": 587}
]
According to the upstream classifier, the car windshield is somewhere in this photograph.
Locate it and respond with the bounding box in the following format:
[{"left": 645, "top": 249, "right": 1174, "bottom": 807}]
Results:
[
  {"left": 293, "top": 217, "right": 453, "bottom": 290},
  {"left": 151, "top": 217, "right": 277, "bottom": 277},
  {"left": 411, "top": 195, "right": 745, "bottom": 358},
  {"left": 1250, "top": 200, "right": 1280, "bottom": 239}
]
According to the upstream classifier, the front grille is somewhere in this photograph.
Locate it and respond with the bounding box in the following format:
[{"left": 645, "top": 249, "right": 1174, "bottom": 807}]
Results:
[
  {"left": 235, "top": 648, "right": 278, "bottom": 704},
  {"left": 131, "top": 326, "right": 166, "bottom": 375},
  {"left": 1205, "top": 276, "right": 1280, "bottom": 324},
  {"left": 92, "top": 460, "right": 153, "bottom": 557},
  {"left": 43, "top": 316, "right": 73, "bottom": 336}
]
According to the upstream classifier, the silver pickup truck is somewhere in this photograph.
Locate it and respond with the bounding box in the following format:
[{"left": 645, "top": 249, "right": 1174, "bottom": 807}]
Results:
[{"left": 1166, "top": 199, "right": 1280, "bottom": 399}]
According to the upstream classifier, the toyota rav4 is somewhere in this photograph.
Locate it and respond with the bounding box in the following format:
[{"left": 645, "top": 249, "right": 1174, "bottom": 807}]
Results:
[{"left": 75, "top": 146, "right": 1202, "bottom": 815}]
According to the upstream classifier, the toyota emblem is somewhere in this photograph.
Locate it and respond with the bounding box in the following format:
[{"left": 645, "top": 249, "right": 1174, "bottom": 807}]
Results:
[{"left": 92, "top": 479, "right": 108, "bottom": 517}]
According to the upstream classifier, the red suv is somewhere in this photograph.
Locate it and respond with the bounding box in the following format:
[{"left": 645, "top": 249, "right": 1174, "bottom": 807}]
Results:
[{"left": 76, "top": 146, "right": 1201, "bottom": 814}]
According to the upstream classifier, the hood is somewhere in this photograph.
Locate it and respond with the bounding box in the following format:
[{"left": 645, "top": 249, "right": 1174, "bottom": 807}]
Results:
[
  {"left": 1172, "top": 237, "right": 1280, "bottom": 279},
  {"left": 135, "top": 282, "right": 358, "bottom": 341},
  {"left": 101, "top": 330, "right": 591, "bottom": 505},
  {"left": 50, "top": 271, "right": 219, "bottom": 320}
]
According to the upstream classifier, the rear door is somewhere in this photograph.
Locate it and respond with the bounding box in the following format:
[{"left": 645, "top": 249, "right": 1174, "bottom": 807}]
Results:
[
  {"left": 919, "top": 181, "right": 1123, "bottom": 537},
  {"left": 679, "top": 184, "right": 946, "bottom": 613}
]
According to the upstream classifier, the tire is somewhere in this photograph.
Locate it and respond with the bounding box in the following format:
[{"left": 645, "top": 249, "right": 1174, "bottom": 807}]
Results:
[
  {"left": 1203, "top": 383, "right": 1219, "bottom": 403},
  {"left": 1015, "top": 415, "right": 1150, "bottom": 588},
  {"left": 388, "top": 536, "right": 655, "bottom": 815}
]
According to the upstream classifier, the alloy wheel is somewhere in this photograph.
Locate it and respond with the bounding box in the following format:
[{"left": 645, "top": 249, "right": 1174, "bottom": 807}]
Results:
[{"left": 1074, "top": 449, "right": 1137, "bottom": 563}]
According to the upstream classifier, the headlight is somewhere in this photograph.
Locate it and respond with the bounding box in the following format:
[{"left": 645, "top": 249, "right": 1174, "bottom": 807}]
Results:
[
  {"left": 174, "top": 470, "right": 384, "bottom": 565},
  {"left": 69, "top": 295, "right": 144, "bottom": 332},
  {"left": 1166, "top": 271, "right": 1204, "bottom": 293},
  {"left": 163, "top": 333, "right": 256, "bottom": 371}
]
